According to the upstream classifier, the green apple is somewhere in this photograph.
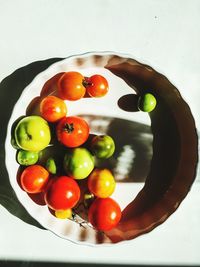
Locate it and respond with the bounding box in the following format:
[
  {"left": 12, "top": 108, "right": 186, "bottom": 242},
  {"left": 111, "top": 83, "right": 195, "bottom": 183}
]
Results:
[
  {"left": 14, "top": 115, "right": 51, "bottom": 152},
  {"left": 63, "top": 148, "right": 94, "bottom": 180}
]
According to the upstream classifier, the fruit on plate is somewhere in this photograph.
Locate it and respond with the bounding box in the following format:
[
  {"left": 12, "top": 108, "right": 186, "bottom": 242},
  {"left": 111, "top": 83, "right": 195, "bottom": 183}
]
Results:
[
  {"left": 20, "top": 165, "right": 49, "bottom": 193},
  {"left": 39, "top": 95, "right": 67, "bottom": 122},
  {"left": 138, "top": 93, "right": 157, "bottom": 112},
  {"left": 88, "top": 197, "right": 121, "bottom": 231},
  {"left": 58, "top": 71, "right": 86, "bottom": 101},
  {"left": 56, "top": 116, "right": 89, "bottom": 148},
  {"left": 17, "top": 149, "right": 39, "bottom": 166},
  {"left": 55, "top": 209, "right": 72, "bottom": 219},
  {"left": 90, "top": 135, "right": 115, "bottom": 159},
  {"left": 14, "top": 115, "right": 51, "bottom": 152},
  {"left": 85, "top": 74, "right": 109, "bottom": 97},
  {"left": 44, "top": 176, "right": 80, "bottom": 210},
  {"left": 88, "top": 168, "right": 116, "bottom": 198},
  {"left": 63, "top": 148, "right": 94, "bottom": 180}
]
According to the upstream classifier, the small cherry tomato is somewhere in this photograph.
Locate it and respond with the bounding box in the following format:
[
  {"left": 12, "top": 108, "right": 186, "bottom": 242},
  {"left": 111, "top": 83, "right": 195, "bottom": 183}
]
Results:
[
  {"left": 58, "top": 71, "right": 86, "bottom": 101},
  {"left": 88, "top": 198, "right": 121, "bottom": 231},
  {"left": 55, "top": 209, "right": 72, "bottom": 219},
  {"left": 90, "top": 135, "right": 115, "bottom": 159},
  {"left": 138, "top": 93, "right": 157, "bottom": 112},
  {"left": 20, "top": 165, "right": 49, "bottom": 193},
  {"left": 56, "top": 116, "right": 89, "bottom": 147},
  {"left": 39, "top": 95, "right": 67, "bottom": 122},
  {"left": 88, "top": 169, "right": 116, "bottom": 198},
  {"left": 44, "top": 176, "right": 80, "bottom": 210},
  {"left": 85, "top": 74, "right": 108, "bottom": 97},
  {"left": 17, "top": 149, "right": 39, "bottom": 166}
]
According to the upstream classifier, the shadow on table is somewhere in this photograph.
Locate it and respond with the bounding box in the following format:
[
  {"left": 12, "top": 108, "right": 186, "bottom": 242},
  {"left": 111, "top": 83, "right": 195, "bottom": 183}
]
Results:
[{"left": 0, "top": 58, "right": 152, "bottom": 229}]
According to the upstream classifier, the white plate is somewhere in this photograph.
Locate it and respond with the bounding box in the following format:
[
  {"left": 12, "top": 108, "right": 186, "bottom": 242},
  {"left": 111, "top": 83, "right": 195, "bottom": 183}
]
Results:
[{"left": 5, "top": 52, "right": 198, "bottom": 245}]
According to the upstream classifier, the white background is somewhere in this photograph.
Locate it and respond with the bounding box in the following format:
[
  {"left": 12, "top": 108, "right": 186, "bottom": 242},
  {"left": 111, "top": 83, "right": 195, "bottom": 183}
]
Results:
[{"left": 0, "top": 0, "right": 200, "bottom": 265}]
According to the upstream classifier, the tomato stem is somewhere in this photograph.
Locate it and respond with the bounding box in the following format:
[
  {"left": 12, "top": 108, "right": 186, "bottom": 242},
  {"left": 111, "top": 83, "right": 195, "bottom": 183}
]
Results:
[
  {"left": 82, "top": 77, "right": 92, "bottom": 88},
  {"left": 64, "top": 123, "right": 74, "bottom": 133}
]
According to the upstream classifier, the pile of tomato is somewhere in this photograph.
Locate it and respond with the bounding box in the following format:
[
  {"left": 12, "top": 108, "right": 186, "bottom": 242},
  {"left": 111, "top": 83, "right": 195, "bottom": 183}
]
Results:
[{"left": 12, "top": 71, "right": 122, "bottom": 232}]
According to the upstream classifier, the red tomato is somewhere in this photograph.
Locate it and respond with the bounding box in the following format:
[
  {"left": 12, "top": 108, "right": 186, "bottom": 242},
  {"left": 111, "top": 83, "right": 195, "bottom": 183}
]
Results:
[
  {"left": 58, "top": 71, "right": 86, "bottom": 101},
  {"left": 88, "top": 198, "right": 121, "bottom": 231},
  {"left": 39, "top": 96, "right": 67, "bottom": 122},
  {"left": 44, "top": 176, "right": 80, "bottom": 210},
  {"left": 85, "top": 75, "right": 108, "bottom": 97},
  {"left": 56, "top": 116, "right": 89, "bottom": 147},
  {"left": 20, "top": 165, "right": 49, "bottom": 193}
]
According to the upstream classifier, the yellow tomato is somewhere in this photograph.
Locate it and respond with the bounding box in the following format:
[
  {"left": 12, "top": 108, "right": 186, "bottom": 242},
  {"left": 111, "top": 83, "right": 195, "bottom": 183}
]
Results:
[
  {"left": 55, "top": 209, "right": 72, "bottom": 219},
  {"left": 88, "top": 169, "right": 116, "bottom": 198}
]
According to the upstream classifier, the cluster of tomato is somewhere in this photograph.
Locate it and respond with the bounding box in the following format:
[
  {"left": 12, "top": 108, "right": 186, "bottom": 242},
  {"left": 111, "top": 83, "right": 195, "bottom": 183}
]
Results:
[{"left": 15, "top": 71, "right": 122, "bottom": 232}]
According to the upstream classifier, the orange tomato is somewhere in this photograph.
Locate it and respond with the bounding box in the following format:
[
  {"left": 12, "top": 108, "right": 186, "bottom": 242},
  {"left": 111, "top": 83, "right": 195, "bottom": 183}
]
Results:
[
  {"left": 88, "top": 169, "right": 116, "bottom": 198},
  {"left": 40, "top": 95, "right": 67, "bottom": 122},
  {"left": 20, "top": 165, "right": 49, "bottom": 193},
  {"left": 88, "top": 197, "right": 121, "bottom": 231},
  {"left": 58, "top": 71, "right": 86, "bottom": 101},
  {"left": 85, "top": 74, "right": 108, "bottom": 97}
]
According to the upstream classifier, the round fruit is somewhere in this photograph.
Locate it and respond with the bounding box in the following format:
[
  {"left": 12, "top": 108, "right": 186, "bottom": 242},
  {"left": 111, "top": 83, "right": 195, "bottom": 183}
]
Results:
[
  {"left": 45, "top": 157, "right": 57, "bottom": 174},
  {"left": 63, "top": 148, "right": 94, "bottom": 180},
  {"left": 90, "top": 135, "right": 115, "bottom": 159},
  {"left": 17, "top": 150, "right": 39, "bottom": 166},
  {"left": 88, "top": 169, "right": 116, "bottom": 198},
  {"left": 55, "top": 209, "right": 72, "bottom": 219},
  {"left": 88, "top": 198, "right": 121, "bottom": 231},
  {"left": 14, "top": 115, "right": 51, "bottom": 152},
  {"left": 58, "top": 71, "right": 86, "bottom": 101},
  {"left": 39, "top": 95, "right": 67, "bottom": 122},
  {"left": 56, "top": 116, "right": 89, "bottom": 147},
  {"left": 20, "top": 165, "right": 49, "bottom": 193},
  {"left": 85, "top": 74, "right": 108, "bottom": 97},
  {"left": 138, "top": 93, "right": 157, "bottom": 112},
  {"left": 44, "top": 176, "right": 80, "bottom": 210}
]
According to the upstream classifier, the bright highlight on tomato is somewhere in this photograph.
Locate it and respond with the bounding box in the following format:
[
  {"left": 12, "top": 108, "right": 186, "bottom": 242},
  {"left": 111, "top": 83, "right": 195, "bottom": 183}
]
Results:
[
  {"left": 88, "top": 169, "right": 116, "bottom": 198},
  {"left": 40, "top": 95, "right": 67, "bottom": 122},
  {"left": 56, "top": 116, "right": 89, "bottom": 147},
  {"left": 88, "top": 197, "right": 121, "bottom": 231},
  {"left": 20, "top": 165, "right": 49, "bottom": 193},
  {"left": 58, "top": 71, "right": 86, "bottom": 101}
]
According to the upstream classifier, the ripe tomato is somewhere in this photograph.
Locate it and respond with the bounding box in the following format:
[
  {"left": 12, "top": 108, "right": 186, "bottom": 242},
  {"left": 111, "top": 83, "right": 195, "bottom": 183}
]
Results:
[
  {"left": 88, "top": 198, "right": 121, "bottom": 231},
  {"left": 44, "top": 176, "right": 80, "bottom": 210},
  {"left": 88, "top": 169, "right": 116, "bottom": 198},
  {"left": 56, "top": 116, "right": 89, "bottom": 147},
  {"left": 20, "top": 165, "right": 49, "bottom": 193},
  {"left": 40, "top": 96, "right": 67, "bottom": 122},
  {"left": 85, "top": 74, "right": 108, "bottom": 97},
  {"left": 58, "top": 71, "right": 86, "bottom": 101}
]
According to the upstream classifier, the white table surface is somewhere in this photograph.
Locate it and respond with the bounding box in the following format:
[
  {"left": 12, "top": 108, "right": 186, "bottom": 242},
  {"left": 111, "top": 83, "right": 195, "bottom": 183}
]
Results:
[{"left": 0, "top": 0, "right": 200, "bottom": 265}]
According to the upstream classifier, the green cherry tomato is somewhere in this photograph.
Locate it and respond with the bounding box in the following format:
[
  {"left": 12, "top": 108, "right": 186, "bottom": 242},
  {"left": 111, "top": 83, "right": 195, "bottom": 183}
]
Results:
[
  {"left": 17, "top": 149, "right": 39, "bottom": 166},
  {"left": 138, "top": 93, "right": 157, "bottom": 112},
  {"left": 63, "top": 148, "right": 94, "bottom": 180},
  {"left": 46, "top": 157, "right": 57, "bottom": 174},
  {"left": 91, "top": 135, "right": 115, "bottom": 159}
]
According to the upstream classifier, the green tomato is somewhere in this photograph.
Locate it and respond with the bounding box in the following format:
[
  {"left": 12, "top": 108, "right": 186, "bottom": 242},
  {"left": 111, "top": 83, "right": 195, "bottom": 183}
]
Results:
[
  {"left": 17, "top": 150, "right": 39, "bottom": 166},
  {"left": 14, "top": 115, "right": 51, "bottom": 152},
  {"left": 63, "top": 148, "right": 94, "bottom": 180},
  {"left": 91, "top": 135, "right": 115, "bottom": 159},
  {"left": 138, "top": 93, "right": 157, "bottom": 112},
  {"left": 46, "top": 157, "right": 57, "bottom": 174}
]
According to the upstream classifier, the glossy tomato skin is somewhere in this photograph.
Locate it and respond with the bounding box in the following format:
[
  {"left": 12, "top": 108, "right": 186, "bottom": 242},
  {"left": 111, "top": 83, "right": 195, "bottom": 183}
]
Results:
[
  {"left": 56, "top": 116, "right": 89, "bottom": 147},
  {"left": 40, "top": 96, "right": 67, "bottom": 122},
  {"left": 88, "top": 169, "right": 116, "bottom": 198},
  {"left": 20, "top": 165, "right": 49, "bottom": 193},
  {"left": 88, "top": 198, "right": 121, "bottom": 231},
  {"left": 44, "top": 176, "right": 80, "bottom": 210},
  {"left": 86, "top": 75, "right": 108, "bottom": 97},
  {"left": 58, "top": 71, "right": 86, "bottom": 101}
]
